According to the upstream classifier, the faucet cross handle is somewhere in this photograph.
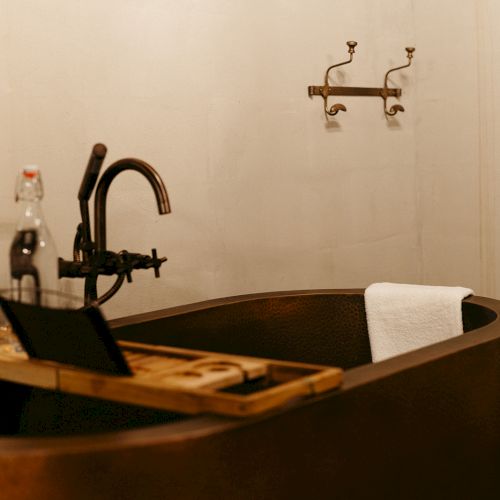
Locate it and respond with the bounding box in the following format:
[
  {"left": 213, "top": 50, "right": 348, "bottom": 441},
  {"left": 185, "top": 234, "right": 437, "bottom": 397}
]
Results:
[
  {"left": 151, "top": 248, "right": 166, "bottom": 278},
  {"left": 117, "top": 248, "right": 167, "bottom": 282}
]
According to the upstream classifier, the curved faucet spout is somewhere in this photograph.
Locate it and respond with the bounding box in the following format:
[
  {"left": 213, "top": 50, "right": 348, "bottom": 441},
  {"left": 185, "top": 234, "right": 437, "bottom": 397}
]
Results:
[{"left": 94, "top": 158, "right": 171, "bottom": 252}]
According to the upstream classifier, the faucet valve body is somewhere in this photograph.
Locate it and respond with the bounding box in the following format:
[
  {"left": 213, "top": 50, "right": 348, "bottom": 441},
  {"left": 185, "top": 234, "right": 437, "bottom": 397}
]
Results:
[{"left": 59, "top": 249, "right": 166, "bottom": 281}]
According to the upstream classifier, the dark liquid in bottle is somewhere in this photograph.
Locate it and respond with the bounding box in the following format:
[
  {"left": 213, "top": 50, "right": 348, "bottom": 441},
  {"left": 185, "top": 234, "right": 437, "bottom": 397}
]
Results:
[{"left": 10, "top": 229, "right": 41, "bottom": 304}]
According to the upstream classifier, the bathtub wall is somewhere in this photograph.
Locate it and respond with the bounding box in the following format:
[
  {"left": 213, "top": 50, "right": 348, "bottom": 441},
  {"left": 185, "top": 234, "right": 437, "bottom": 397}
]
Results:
[{"left": 0, "top": 0, "right": 492, "bottom": 317}]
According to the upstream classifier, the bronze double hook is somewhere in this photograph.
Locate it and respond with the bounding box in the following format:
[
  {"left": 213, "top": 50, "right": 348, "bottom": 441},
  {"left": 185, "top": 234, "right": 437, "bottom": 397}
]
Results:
[
  {"left": 322, "top": 41, "right": 357, "bottom": 116},
  {"left": 382, "top": 47, "right": 415, "bottom": 116}
]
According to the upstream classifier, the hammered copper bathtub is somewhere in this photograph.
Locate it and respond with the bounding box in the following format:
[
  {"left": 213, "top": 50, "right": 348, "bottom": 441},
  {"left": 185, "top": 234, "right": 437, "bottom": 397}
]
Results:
[{"left": 1, "top": 289, "right": 499, "bottom": 499}]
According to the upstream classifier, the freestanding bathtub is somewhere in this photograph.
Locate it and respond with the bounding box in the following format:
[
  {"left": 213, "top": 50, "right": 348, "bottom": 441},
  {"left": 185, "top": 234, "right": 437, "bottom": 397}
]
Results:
[{"left": 0, "top": 289, "right": 499, "bottom": 499}]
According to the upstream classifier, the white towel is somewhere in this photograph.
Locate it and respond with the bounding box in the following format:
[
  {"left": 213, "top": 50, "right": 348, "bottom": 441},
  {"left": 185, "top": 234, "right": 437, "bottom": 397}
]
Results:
[{"left": 365, "top": 282, "right": 474, "bottom": 362}]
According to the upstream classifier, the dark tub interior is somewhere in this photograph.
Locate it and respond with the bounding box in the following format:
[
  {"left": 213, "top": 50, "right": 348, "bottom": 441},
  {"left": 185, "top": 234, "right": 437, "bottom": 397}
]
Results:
[
  {"left": 0, "top": 291, "right": 496, "bottom": 437},
  {"left": 112, "top": 292, "right": 496, "bottom": 369}
]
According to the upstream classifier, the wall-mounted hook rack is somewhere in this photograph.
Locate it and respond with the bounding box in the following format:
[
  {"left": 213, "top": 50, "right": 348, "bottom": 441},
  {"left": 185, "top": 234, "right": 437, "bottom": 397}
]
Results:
[{"left": 308, "top": 42, "right": 415, "bottom": 118}]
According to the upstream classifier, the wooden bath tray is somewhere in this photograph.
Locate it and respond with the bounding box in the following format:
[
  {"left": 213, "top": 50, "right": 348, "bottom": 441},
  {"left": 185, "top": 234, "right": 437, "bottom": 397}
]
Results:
[{"left": 0, "top": 341, "right": 342, "bottom": 417}]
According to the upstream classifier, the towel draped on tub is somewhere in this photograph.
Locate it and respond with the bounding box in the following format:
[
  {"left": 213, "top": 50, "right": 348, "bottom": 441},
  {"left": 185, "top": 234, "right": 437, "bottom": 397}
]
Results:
[{"left": 364, "top": 282, "right": 474, "bottom": 362}]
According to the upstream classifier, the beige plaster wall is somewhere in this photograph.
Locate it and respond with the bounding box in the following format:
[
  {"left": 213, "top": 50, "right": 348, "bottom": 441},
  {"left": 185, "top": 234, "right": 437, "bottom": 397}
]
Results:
[
  {"left": 413, "top": 0, "right": 482, "bottom": 289},
  {"left": 0, "top": 0, "right": 488, "bottom": 318}
]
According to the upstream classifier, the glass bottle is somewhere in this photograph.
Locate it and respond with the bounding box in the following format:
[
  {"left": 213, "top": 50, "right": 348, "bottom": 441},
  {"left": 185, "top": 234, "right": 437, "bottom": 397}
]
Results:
[{"left": 9, "top": 165, "right": 59, "bottom": 306}]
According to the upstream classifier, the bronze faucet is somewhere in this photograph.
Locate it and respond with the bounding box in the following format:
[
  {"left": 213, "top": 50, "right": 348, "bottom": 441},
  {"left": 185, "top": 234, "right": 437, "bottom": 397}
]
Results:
[
  {"left": 59, "top": 144, "right": 171, "bottom": 305},
  {"left": 94, "top": 158, "right": 171, "bottom": 252}
]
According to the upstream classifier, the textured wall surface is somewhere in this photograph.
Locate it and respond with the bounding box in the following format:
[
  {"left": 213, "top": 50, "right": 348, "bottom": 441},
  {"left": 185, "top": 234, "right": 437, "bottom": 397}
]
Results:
[{"left": 0, "top": 1, "right": 489, "bottom": 318}]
